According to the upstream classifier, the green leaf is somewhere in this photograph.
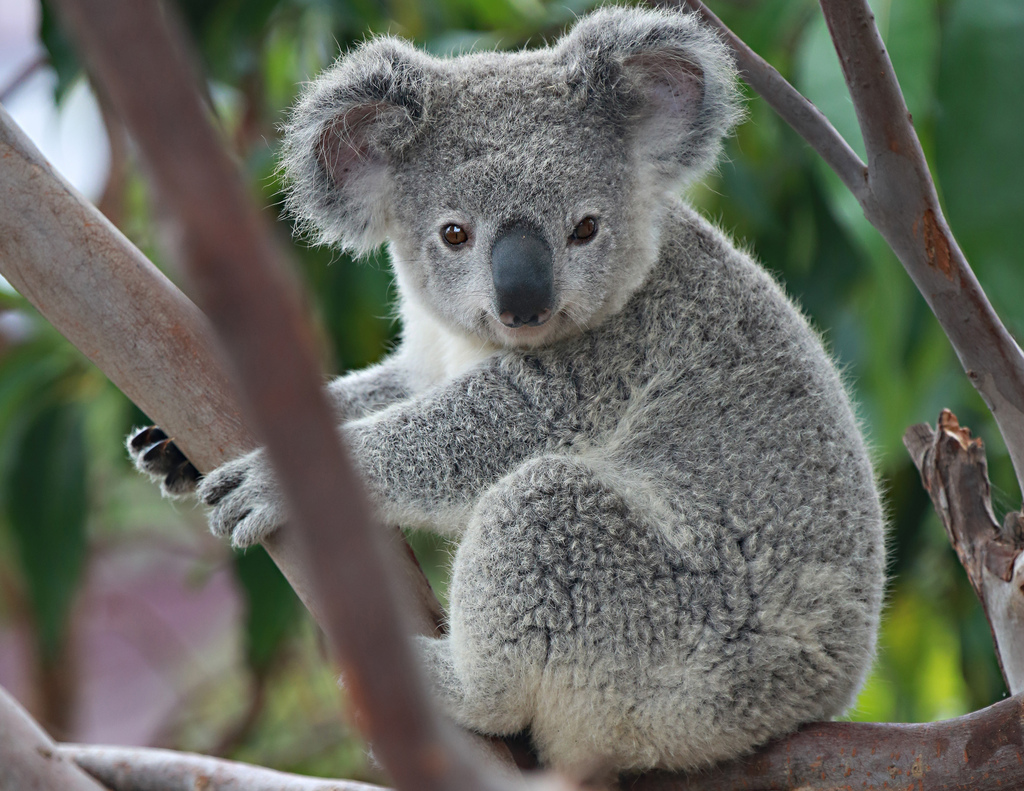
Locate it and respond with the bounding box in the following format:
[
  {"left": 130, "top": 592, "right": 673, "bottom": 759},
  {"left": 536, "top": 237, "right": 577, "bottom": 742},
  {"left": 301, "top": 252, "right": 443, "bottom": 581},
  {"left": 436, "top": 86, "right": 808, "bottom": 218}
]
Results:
[
  {"left": 233, "top": 545, "right": 301, "bottom": 672},
  {"left": 39, "top": 4, "right": 82, "bottom": 103},
  {"left": 4, "top": 401, "right": 89, "bottom": 659},
  {"left": 935, "top": 0, "right": 1024, "bottom": 339}
]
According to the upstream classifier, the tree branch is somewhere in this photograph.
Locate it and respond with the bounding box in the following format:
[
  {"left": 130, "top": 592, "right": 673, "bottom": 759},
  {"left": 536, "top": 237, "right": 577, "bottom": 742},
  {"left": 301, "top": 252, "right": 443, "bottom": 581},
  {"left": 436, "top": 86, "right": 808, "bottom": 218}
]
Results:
[
  {"left": 0, "top": 102, "right": 447, "bottom": 641},
  {"left": 53, "top": 693, "right": 1024, "bottom": 791},
  {"left": 62, "top": 744, "right": 385, "bottom": 791},
  {"left": 44, "top": 0, "right": 523, "bottom": 787},
  {"left": 904, "top": 411, "right": 1024, "bottom": 694},
  {"left": 0, "top": 686, "right": 112, "bottom": 791},
  {"left": 677, "top": 0, "right": 1024, "bottom": 498},
  {"left": 627, "top": 692, "right": 1024, "bottom": 790},
  {"left": 675, "top": 0, "right": 868, "bottom": 200},
  {"left": 817, "top": 0, "right": 1024, "bottom": 495}
]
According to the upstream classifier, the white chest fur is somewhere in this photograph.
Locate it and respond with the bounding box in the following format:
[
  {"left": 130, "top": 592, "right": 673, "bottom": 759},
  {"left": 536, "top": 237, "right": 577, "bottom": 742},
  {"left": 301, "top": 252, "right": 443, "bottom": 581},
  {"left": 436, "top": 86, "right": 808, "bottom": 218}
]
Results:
[{"left": 397, "top": 295, "right": 500, "bottom": 390}]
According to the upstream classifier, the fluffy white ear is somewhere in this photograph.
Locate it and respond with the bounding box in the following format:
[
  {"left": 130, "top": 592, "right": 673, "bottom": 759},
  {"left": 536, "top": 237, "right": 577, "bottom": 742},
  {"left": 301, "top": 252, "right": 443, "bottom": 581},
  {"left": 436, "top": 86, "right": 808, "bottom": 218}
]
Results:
[
  {"left": 558, "top": 6, "right": 743, "bottom": 189},
  {"left": 280, "top": 37, "right": 436, "bottom": 254}
]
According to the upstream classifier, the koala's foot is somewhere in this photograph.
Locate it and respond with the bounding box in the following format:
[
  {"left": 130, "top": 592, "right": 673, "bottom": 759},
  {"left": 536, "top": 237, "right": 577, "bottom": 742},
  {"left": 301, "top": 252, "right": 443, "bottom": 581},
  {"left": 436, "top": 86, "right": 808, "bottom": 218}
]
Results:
[
  {"left": 127, "top": 426, "right": 201, "bottom": 496},
  {"left": 196, "top": 448, "right": 287, "bottom": 548},
  {"left": 128, "top": 427, "right": 285, "bottom": 547}
]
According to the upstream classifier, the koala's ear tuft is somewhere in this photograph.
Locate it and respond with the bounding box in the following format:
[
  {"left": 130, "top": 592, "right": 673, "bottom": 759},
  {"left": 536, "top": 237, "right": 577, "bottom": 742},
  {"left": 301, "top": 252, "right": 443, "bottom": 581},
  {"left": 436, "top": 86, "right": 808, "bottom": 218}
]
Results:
[
  {"left": 559, "top": 7, "right": 743, "bottom": 190},
  {"left": 280, "top": 37, "right": 436, "bottom": 254}
]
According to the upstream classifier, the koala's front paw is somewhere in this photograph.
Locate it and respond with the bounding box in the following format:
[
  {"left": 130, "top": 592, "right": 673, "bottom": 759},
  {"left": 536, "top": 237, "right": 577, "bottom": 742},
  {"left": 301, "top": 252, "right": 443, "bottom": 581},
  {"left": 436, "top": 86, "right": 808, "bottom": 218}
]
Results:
[
  {"left": 197, "top": 448, "right": 287, "bottom": 548},
  {"left": 128, "top": 426, "right": 202, "bottom": 496}
]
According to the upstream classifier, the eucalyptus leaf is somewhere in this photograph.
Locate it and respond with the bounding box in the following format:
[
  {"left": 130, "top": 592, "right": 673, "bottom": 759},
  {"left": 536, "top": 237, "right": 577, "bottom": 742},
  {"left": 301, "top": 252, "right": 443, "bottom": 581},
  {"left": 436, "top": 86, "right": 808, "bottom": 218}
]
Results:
[
  {"left": 935, "top": 0, "right": 1024, "bottom": 338},
  {"left": 39, "top": 3, "right": 82, "bottom": 104},
  {"left": 4, "top": 401, "right": 88, "bottom": 659},
  {"left": 233, "top": 545, "right": 301, "bottom": 672}
]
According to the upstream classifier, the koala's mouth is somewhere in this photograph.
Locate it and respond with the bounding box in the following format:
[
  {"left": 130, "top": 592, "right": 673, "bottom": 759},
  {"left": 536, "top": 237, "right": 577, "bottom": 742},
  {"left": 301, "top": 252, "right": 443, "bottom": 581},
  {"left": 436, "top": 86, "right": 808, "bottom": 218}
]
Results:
[{"left": 486, "top": 307, "right": 570, "bottom": 348}]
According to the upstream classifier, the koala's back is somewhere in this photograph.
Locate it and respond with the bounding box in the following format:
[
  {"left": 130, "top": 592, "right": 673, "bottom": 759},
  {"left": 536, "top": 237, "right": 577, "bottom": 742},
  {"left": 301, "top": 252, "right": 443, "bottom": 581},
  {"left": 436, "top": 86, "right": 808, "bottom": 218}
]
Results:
[{"left": 448, "top": 201, "right": 885, "bottom": 771}]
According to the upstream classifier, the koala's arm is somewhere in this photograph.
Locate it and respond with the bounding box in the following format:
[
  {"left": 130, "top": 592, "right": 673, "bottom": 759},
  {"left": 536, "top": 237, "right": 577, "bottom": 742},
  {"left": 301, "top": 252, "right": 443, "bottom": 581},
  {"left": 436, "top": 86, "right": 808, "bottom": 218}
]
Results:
[
  {"left": 129, "top": 353, "right": 413, "bottom": 504},
  {"left": 195, "top": 356, "right": 561, "bottom": 544},
  {"left": 326, "top": 354, "right": 415, "bottom": 423},
  {"left": 342, "top": 362, "right": 559, "bottom": 531}
]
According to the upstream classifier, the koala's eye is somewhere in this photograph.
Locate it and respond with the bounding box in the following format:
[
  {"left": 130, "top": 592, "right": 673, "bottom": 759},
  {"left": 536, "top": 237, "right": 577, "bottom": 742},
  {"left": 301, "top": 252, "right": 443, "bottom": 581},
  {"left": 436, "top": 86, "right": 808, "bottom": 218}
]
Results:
[
  {"left": 442, "top": 224, "right": 469, "bottom": 246},
  {"left": 571, "top": 217, "right": 598, "bottom": 244}
]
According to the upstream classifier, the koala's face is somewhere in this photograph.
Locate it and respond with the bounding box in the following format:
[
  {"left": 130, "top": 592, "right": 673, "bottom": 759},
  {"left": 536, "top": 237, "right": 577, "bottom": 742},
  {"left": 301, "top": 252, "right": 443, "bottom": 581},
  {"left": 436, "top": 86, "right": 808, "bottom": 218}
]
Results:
[
  {"left": 384, "top": 58, "right": 664, "bottom": 349},
  {"left": 282, "top": 7, "right": 741, "bottom": 349}
]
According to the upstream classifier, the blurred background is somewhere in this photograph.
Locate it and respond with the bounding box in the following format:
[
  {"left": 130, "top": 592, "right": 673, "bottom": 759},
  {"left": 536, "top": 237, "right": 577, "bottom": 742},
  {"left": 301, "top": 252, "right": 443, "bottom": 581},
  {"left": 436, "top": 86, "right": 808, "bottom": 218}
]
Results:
[{"left": 0, "top": 0, "right": 1021, "bottom": 780}]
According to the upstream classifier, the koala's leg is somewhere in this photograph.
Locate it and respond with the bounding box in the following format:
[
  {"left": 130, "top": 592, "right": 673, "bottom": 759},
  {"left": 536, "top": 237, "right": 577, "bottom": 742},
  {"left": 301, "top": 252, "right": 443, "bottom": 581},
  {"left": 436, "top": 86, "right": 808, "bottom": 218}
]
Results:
[
  {"left": 420, "top": 454, "right": 679, "bottom": 771},
  {"left": 413, "top": 632, "right": 544, "bottom": 736}
]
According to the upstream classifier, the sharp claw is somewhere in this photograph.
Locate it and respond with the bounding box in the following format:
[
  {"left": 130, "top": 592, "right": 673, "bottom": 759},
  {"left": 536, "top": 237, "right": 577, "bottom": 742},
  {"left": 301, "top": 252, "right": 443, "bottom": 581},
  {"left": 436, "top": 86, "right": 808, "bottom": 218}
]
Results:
[
  {"left": 130, "top": 426, "right": 167, "bottom": 451},
  {"left": 166, "top": 459, "right": 202, "bottom": 491},
  {"left": 142, "top": 438, "right": 187, "bottom": 468}
]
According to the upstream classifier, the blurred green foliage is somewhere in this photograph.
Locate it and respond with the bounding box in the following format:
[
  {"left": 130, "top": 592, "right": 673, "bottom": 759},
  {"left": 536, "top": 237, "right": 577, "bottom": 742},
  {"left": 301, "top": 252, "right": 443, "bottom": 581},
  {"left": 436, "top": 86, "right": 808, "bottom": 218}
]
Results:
[{"left": 1, "top": 0, "right": 1022, "bottom": 774}]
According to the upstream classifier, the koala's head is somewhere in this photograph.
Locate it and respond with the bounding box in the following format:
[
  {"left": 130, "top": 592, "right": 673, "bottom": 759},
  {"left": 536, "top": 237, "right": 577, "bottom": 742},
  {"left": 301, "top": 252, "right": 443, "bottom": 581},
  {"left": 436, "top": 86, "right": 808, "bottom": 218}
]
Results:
[{"left": 282, "top": 6, "right": 741, "bottom": 349}]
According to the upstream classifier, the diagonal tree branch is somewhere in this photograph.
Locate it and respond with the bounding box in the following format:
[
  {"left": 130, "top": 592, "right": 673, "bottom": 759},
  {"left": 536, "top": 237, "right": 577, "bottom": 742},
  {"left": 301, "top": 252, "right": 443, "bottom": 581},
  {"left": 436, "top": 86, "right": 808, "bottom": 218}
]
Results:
[
  {"left": 0, "top": 686, "right": 113, "bottom": 791},
  {"left": 817, "top": 0, "right": 1024, "bottom": 499},
  {"left": 46, "top": 0, "right": 518, "bottom": 787},
  {"left": 677, "top": 0, "right": 1024, "bottom": 499},
  {"left": 0, "top": 102, "right": 446, "bottom": 640},
  {"left": 675, "top": 0, "right": 868, "bottom": 200}
]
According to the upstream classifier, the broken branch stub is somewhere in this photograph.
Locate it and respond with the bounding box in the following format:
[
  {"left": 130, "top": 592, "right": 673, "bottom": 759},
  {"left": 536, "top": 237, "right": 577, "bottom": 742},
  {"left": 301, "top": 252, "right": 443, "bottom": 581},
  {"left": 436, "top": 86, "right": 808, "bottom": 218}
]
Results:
[{"left": 904, "top": 409, "right": 1024, "bottom": 693}]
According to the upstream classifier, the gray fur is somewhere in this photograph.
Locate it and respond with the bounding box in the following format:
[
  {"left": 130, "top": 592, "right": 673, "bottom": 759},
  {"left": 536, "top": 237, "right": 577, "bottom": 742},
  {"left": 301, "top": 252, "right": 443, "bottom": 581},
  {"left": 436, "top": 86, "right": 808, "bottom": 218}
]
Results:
[{"left": 132, "top": 6, "right": 884, "bottom": 775}]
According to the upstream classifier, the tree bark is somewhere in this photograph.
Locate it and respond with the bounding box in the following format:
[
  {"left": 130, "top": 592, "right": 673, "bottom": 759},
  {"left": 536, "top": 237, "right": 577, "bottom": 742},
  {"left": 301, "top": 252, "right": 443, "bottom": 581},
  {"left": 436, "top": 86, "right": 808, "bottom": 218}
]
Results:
[
  {"left": 629, "top": 693, "right": 1024, "bottom": 791},
  {"left": 56, "top": 693, "right": 1024, "bottom": 791},
  {"left": 679, "top": 0, "right": 1024, "bottom": 499},
  {"left": 0, "top": 686, "right": 112, "bottom": 791},
  {"left": 904, "top": 411, "right": 1024, "bottom": 694}
]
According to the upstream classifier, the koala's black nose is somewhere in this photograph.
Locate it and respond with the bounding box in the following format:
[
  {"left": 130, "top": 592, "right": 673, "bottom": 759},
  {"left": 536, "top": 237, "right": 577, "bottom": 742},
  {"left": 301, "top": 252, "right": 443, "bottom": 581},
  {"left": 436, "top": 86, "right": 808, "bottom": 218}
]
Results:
[{"left": 491, "top": 224, "right": 554, "bottom": 328}]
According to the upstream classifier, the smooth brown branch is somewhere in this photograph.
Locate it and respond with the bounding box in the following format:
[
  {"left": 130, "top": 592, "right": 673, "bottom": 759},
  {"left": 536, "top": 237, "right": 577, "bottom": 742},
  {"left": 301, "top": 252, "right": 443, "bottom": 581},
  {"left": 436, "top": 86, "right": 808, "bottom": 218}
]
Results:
[
  {"left": 812, "top": 0, "right": 1024, "bottom": 496},
  {"left": 0, "top": 686, "right": 112, "bottom": 791},
  {"left": 904, "top": 410, "right": 1024, "bottom": 694},
  {"left": 678, "top": 0, "right": 1024, "bottom": 497},
  {"left": 56, "top": 693, "right": 1024, "bottom": 791},
  {"left": 46, "top": 0, "right": 522, "bottom": 787},
  {"left": 625, "top": 692, "right": 1024, "bottom": 790},
  {"left": 674, "top": 0, "right": 868, "bottom": 200}
]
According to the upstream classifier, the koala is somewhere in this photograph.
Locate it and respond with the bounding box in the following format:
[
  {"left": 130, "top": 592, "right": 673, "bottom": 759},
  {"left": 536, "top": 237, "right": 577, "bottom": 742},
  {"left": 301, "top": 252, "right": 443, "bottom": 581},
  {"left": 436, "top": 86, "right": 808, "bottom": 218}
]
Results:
[{"left": 130, "top": 5, "right": 885, "bottom": 777}]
